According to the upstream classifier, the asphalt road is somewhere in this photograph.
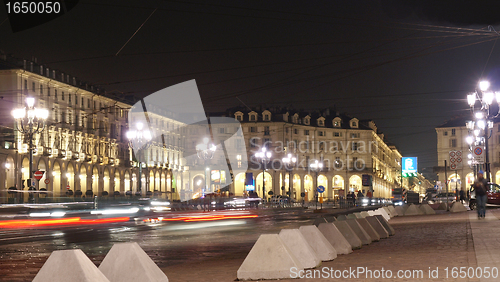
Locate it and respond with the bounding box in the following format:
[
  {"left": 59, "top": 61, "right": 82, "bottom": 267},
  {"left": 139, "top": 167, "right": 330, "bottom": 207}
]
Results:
[{"left": 0, "top": 208, "right": 317, "bottom": 281}]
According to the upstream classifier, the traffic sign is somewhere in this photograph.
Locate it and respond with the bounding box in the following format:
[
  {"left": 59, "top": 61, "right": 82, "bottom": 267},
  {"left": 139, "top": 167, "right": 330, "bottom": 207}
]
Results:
[
  {"left": 66, "top": 184, "right": 70, "bottom": 190},
  {"left": 449, "top": 150, "right": 463, "bottom": 170},
  {"left": 473, "top": 146, "right": 485, "bottom": 164},
  {"left": 317, "top": 185, "right": 325, "bottom": 193},
  {"left": 33, "top": 170, "right": 44, "bottom": 181},
  {"left": 44, "top": 179, "right": 50, "bottom": 184}
]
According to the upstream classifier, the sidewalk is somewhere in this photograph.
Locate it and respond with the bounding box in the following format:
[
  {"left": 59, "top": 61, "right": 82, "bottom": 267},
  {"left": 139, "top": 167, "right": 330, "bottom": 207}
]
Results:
[{"left": 161, "top": 208, "right": 500, "bottom": 281}]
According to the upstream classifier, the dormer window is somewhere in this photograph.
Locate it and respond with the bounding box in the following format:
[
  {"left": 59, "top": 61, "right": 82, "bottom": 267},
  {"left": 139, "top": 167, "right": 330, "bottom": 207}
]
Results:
[
  {"left": 333, "top": 117, "right": 341, "bottom": 128},
  {"left": 350, "top": 118, "right": 359, "bottom": 128},
  {"left": 250, "top": 115, "right": 256, "bottom": 121},
  {"left": 292, "top": 114, "right": 299, "bottom": 124},
  {"left": 264, "top": 114, "right": 270, "bottom": 121},
  {"left": 262, "top": 110, "right": 271, "bottom": 121},
  {"left": 304, "top": 116, "right": 310, "bottom": 125},
  {"left": 235, "top": 112, "right": 243, "bottom": 122},
  {"left": 317, "top": 117, "right": 325, "bottom": 127}
]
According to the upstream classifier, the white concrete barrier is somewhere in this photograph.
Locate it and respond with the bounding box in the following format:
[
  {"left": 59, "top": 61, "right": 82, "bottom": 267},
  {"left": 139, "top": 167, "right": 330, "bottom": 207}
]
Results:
[
  {"left": 403, "top": 204, "right": 421, "bottom": 216},
  {"left": 317, "top": 223, "right": 353, "bottom": 255},
  {"left": 346, "top": 213, "right": 357, "bottom": 219},
  {"left": 382, "top": 206, "right": 394, "bottom": 218},
  {"left": 33, "top": 249, "right": 110, "bottom": 282},
  {"left": 354, "top": 212, "right": 364, "bottom": 219},
  {"left": 374, "top": 215, "right": 395, "bottom": 236},
  {"left": 356, "top": 218, "right": 380, "bottom": 242},
  {"left": 299, "top": 225, "right": 337, "bottom": 261},
  {"left": 345, "top": 219, "right": 372, "bottom": 245},
  {"left": 394, "top": 206, "right": 405, "bottom": 216},
  {"left": 332, "top": 221, "right": 362, "bottom": 249},
  {"left": 279, "top": 229, "right": 321, "bottom": 269},
  {"left": 376, "top": 208, "right": 391, "bottom": 221},
  {"left": 237, "top": 234, "right": 303, "bottom": 280},
  {"left": 336, "top": 214, "right": 347, "bottom": 221},
  {"left": 366, "top": 216, "right": 389, "bottom": 239},
  {"left": 450, "top": 202, "right": 467, "bottom": 213},
  {"left": 98, "top": 242, "right": 169, "bottom": 282},
  {"left": 360, "top": 211, "right": 370, "bottom": 218},
  {"left": 387, "top": 206, "right": 398, "bottom": 216},
  {"left": 437, "top": 202, "right": 448, "bottom": 210},
  {"left": 419, "top": 204, "right": 436, "bottom": 215}
]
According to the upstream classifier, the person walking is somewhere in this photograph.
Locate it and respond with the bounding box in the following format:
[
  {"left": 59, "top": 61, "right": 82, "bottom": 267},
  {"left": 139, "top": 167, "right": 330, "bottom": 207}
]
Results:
[
  {"left": 473, "top": 171, "right": 488, "bottom": 219},
  {"left": 459, "top": 188, "right": 465, "bottom": 204}
]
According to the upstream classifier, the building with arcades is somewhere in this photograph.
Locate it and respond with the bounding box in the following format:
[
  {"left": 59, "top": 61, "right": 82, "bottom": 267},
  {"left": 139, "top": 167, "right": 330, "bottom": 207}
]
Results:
[
  {"left": 0, "top": 55, "right": 182, "bottom": 203},
  {"left": 207, "top": 107, "right": 412, "bottom": 202}
]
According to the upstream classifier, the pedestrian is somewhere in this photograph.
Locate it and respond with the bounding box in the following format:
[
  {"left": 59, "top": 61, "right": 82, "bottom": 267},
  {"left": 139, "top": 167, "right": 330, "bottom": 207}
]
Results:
[
  {"left": 351, "top": 192, "right": 357, "bottom": 207},
  {"left": 473, "top": 170, "right": 488, "bottom": 219},
  {"left": 459, "top": 188, "right": 465, "bottom": 204},
  {"left": 366, "top": 190, "right": 373, "bottom": 198}
]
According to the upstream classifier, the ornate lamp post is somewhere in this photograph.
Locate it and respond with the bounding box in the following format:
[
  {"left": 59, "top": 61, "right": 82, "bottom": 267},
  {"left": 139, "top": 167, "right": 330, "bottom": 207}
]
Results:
[
  {"left": 255, "top": 147, "right": 272, "bottom": 200},
  {"left": 126, "top": 122, "right": 152, "bottom": 195},
  {"left": 196, "top": 137, "right": 216, "bottom": 195},
  {"left": 282, "top": 153, "right": 297, "bottom": 201},
  {"left": 466, "top": 80, "right": 499, "bottom": 182},
  {"left": 309, "top": 159, "right": 323, "bottom": 209},
  {"left": 12, "top": 97, "right": 48, "bottom": 193}
]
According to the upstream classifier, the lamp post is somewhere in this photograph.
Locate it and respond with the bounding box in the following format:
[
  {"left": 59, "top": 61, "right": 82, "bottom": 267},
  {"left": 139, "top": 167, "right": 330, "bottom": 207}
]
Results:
[
  {"left": 12, "top": 97, "right": 48, "bottom": 197},
  {"left": 126, "top": 122, "right": 152, "bottom": 195},
  {"left": 255, "top": 147, "right": 272, "bottom": 201},
  {"left": 465, "top": 80, "right": 499, "bottom": 182},
  {"left": 196, "top": 137, "right": 216, "bottom": 195},
  {"left": 282, "top": 153, "right": 297, "bottom": 203},
  {"left": 309, "top": 159, "right": 323, "bottom": 209}
]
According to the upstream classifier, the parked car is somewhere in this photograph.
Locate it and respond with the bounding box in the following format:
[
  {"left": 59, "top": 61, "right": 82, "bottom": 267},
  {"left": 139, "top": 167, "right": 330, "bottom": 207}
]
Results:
[
  {"left": 427, "top": 192, "right": 456, "bottom": 204},
  {"left": 469, "top": 183, "right": 500, "bottom": 210}
]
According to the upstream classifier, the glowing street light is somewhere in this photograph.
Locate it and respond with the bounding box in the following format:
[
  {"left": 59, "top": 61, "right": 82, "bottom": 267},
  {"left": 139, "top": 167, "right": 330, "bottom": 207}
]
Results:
[
  {"left": 196, "top": 137, "right": 216, "bottom": 194},
  {"left": 127, "top": 122, "right": 152, "bottom": 194},
  {"left": 255, "top": 147, "right": 272, "bottom": 199},
  {"left": 12, "top": 97, "right": 48, "bottom": 193}
]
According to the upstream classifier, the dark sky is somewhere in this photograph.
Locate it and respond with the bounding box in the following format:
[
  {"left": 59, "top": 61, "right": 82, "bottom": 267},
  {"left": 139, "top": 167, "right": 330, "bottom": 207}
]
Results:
[{"left": 2, "top": 0, "right": 500, "bottom": 179}]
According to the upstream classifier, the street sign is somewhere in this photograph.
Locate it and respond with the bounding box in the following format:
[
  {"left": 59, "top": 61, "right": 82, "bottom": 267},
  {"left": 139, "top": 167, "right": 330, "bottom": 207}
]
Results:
[
  {"left": 44, "top": 179, "right": 50, "bottom": 184},
  {"left": 66, "top": 184, "right": 70, "bottom": 190},
  {"left": 33, "top": 170, "right": 44, "bottom": 181},
  {"left": 402, "top": 157, "right": 417, "bottom": 173},
  {"left": 449, "top": 150, "right": 463, "bottom": 170},
  {"left": 317, "top": 185, "right": 325, "bottom": 193},
  {"left": 473, "top": 146, "right": 485, "bottom": 164},
  {"left": 362, "top": 174, "right": 372, "bottom": 186}
]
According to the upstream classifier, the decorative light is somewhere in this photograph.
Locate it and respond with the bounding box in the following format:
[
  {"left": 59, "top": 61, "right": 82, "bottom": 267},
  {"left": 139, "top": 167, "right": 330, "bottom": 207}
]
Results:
[
  {"left": 475, "top": 112, "right": 484, "bottom": 119},
  {"left": 465, "top": 136, "right": 473, "bottom": 145},
  {"left": 477, "top": 120, "right": 486, "bottom": 130},
  {"left": 467, "top": 93, "right": 476, "bottom": 106},
  {"left": 479, "top": 80, "right": 490, "bottom": 91},
  {"left": 484, "top": 91, "right": 495, "bottom": 105}
]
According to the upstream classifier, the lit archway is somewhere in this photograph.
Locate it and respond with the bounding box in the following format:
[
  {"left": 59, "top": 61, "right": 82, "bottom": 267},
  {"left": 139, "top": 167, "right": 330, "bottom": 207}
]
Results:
[
  {"left": 466, "top": 173, "right": 474, "bottom": 188},
  {"left": 234, "top": 173, "right": 245, "bottom": 196},
  {"left": 114, "top": 170, "right": 121, "bottom": 194},
  {"left": 349, "top": 175, "right": 362, "bottom": 192},
  {"left": 333, "top": 175, "right": 344, "bottom": 198},
  {"left": 304, "top": 175, "right": 313, "bottom": 201},
  {"left": 5, "top": 156, "right": 15, "bottom": 189},
  {"left": 318, "top": 175, "right": 328, "bottom": 200},
  {"left": 292, "top": 174, "right": 301, "bottom": 199},
  {"left": 79, "top": 165, "right": 87, "bottom": 192},
  {"left": 124, "top": 171, "right": 131, "bottom": 193},
  {"left": 448, "top": 173, "right": 460, "bottom": 193},
  {"left": 103, "top": 168, "right": 110, "bottom": 195},
  {"left": 52, "top": 162, "right": 61, "bottom": 198},
  {"left": 66, "top": 163, "right": 74, "bottom": 192},
  {"left": 92, "top": 166, "right": 98, "bottom": 195},
  {"left": 193, "top": 174, "right": 205, "bottom": 199},
  {"left": 256, "top": 172, "right": 272, "bottom": 199}
]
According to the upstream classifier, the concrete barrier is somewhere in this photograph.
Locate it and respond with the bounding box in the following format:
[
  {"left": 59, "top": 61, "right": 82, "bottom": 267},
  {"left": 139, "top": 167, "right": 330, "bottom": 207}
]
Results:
[
  {"left": 403, "top": 204, "right": 421, "bottom": 216},
  {"left": 387, "top": 205, "right": 398, "bottom": 216},
  {"left": 382, "top": 206, "right": 393, "bottom": 218},
  {"left": 376, "top": 208, "right": 391, "bottom": 221},
  {"left": 366, "top": 216, "right": 389, "bottom": 239},
  {"left": 354, "top": 212, "right": 364, "bottom": 219},
  {"left": 345, "top": 219, "right": 372, "bottom": 245},
  {"left": 98, "top": 242, "right": 169, "bottom": 282},
  {"left": 279, "top": 229, "right": 321, "bottom": 269},
  {"left": 237, "top": 234, "right": 303, "bottom": 280},
  {"left": 394, "top": 206, "right": 405, "bottom": 216},
  {"left": 33, "top": 249, "right": 110, "bottom": 282},
  {"left": 356, "top": 218, "right": 380, "bottom": 241},
  {"left": 360, "top": 211, "right": 370, "bottom": 218},
  {"left": 336, "top": 214, "right": 347, "bottom": 221},
  {"left": 299, "top": 225, "right": 337, "bottom": 261},
  {"left": 401, "top": 204, "right": 409, "bottom": 213},
  {"left": 450, "top": 202, "right": 467, "bottom": 213},
  {"left": 419, "top": 204, "right": 436, "bottom": 215},
  {"left": 346, "top": 213, "right": 357, "bottom": 219},
  {"left": 313, "top": 217, "right": 329, "bottom": 226},
  {"left": 375, "top": 215, "right": 395, "bottom": 236},
  {"left": 437, "top": 202, "right": 448, "bottom": 210},
  {"left": 317, "top": 223, "right": 353, "bottom": 255},
  {"left": 332, "top": 221, "right": 362, "bottom": 249}
]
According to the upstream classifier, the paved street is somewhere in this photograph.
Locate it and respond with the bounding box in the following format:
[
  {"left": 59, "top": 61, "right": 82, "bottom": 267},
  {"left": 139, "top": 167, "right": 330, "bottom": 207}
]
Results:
[{"left": 2, "top": 206, "right": 500, "bottom": 281}]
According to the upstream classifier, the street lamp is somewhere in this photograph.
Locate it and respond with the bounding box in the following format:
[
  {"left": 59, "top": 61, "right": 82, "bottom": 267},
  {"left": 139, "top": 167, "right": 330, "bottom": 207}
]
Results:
[
  {"left": 196, "top": 137, "right": 216, "bottom": 194},
  {"left": 465, "top": 80, "right": 500, "bottom": 182},
  {"left": 255, "top": 147, "right": 272, "bottom": 200},
  {"left": 12, "top": 97, "right": 48, "bottom": 193},
  {"left": 309, "top": 159, "right": 323, "bottom": 209},
  {"left": 282, "top": 153, "right": 297, "bottom": 201},
  {"left": 126, "top": 122, "right": 152, "bottom": 195}
]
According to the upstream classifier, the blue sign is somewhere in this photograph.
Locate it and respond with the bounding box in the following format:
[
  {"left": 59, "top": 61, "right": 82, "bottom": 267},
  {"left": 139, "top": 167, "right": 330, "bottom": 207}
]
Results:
[
  {"left": 317, "top": 185, "right": 325, "bottom": 193},
  {"left": 402, "top": 157, "right": 418, "bottom": 173}
]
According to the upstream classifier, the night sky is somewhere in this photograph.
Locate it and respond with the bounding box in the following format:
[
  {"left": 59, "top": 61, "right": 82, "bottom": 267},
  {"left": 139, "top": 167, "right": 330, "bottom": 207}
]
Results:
[{"left": 2, "top": 0, "right": 500, "bottom": 180}]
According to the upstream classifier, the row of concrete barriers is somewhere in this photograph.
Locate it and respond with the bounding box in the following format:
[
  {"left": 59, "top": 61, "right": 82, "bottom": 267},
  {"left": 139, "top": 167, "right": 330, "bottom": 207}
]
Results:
[
  {"left": 32, "top": 242, "right": 169, "bottom": 282},
  {"left": 393, "top": 202, "right": 467, "bottom": 216},
  {"left": 237, "top": 206, "right": 396, "bottom": 280}
]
